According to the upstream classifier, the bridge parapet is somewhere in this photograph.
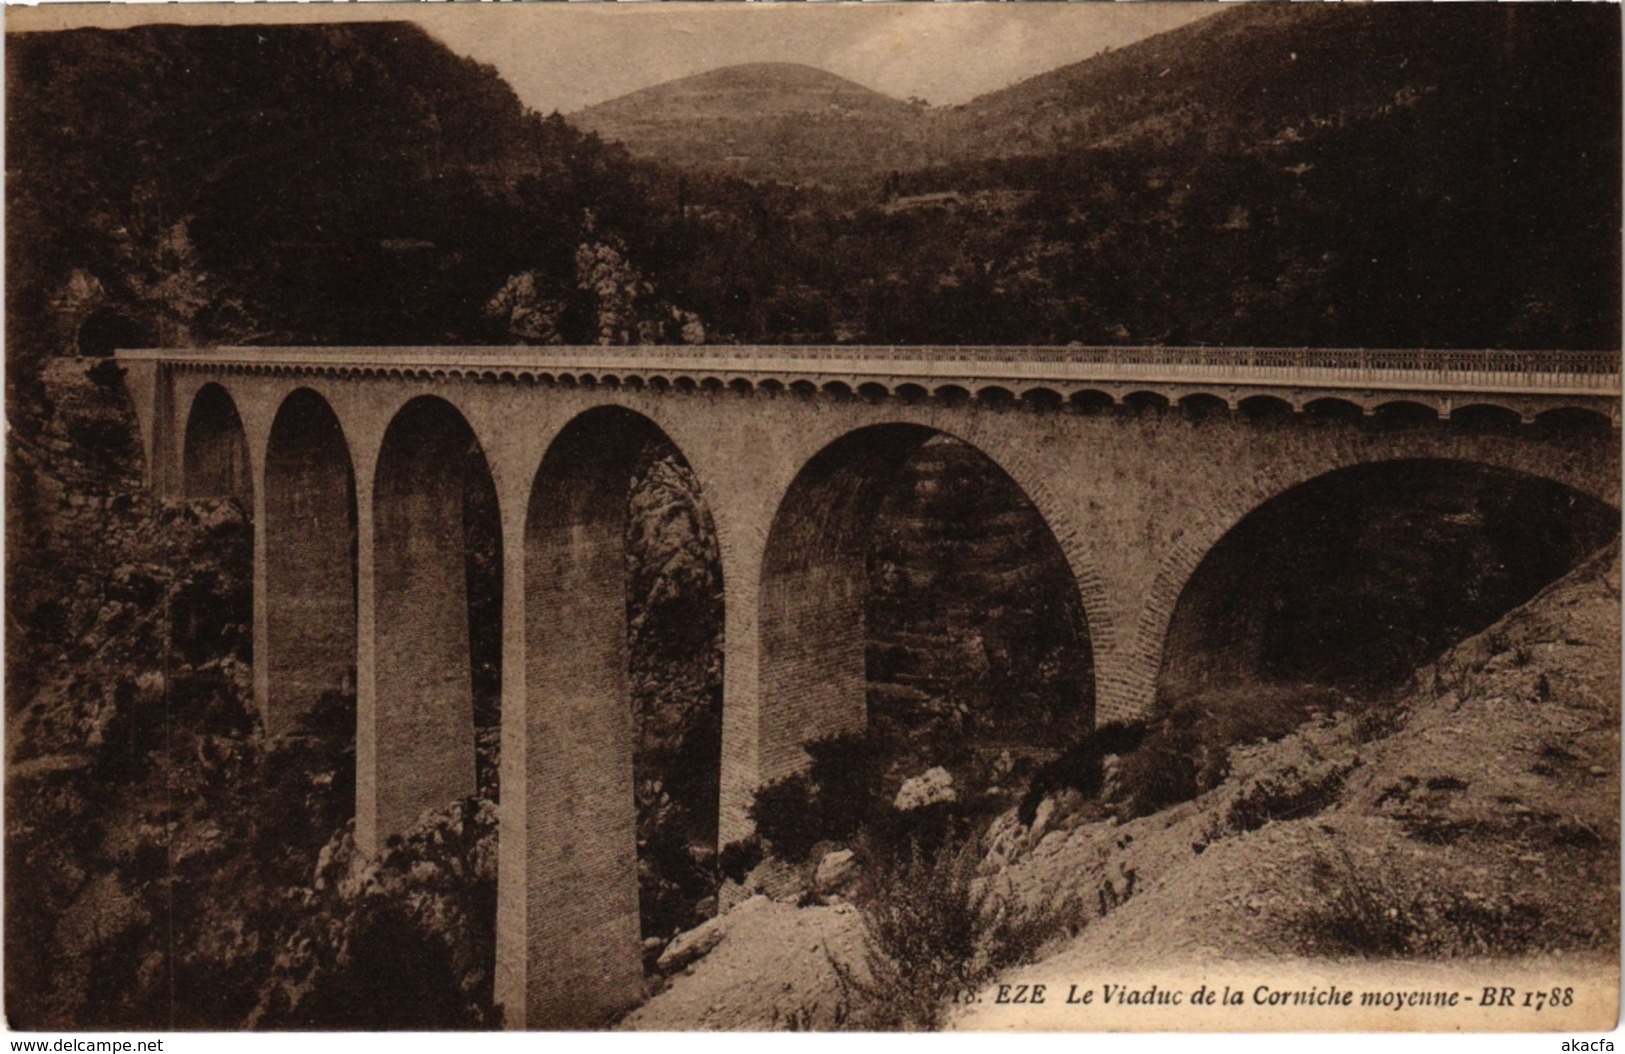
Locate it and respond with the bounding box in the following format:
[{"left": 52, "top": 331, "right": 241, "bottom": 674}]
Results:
[
  {"left": 116, "top": 343, "right": 1619, "bottom": 384},
  {"left": 117, "top": 345, "right": 1622, "bottom": 429},
  {"left": 117, "top": 345, "right": 1622, "bottom": 438}
]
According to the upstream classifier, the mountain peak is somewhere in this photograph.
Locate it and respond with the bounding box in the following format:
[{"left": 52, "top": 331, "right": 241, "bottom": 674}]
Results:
[
  {"left": 578, "top": 61, "right": 906, "bottom": 115},
  {"left": 570, "top": 61, "right": 922, "bottom": 187}
]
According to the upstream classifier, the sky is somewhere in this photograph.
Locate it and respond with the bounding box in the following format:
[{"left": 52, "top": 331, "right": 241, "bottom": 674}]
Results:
[{"left": 7, "top": 2, "right": 1222, "bottom": 113}]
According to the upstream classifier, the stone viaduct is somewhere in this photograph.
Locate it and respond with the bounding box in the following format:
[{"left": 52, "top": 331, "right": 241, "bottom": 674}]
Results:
[{"left": 115, "top": 344, "right": 1620, "bottom": 1028}]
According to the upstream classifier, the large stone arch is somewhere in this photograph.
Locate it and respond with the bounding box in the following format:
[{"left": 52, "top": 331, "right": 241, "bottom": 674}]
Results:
[
  {"left": 755, "top": 420, "right": 1096, "bottom": 790},
  {"left": 501, "top": 405, "right": 719, "bottom": 1029},
  {"left": 262, "top": 388, "right": 357, "bottom": 735},
  {"left": 1125, "top": 434, "right": 1622, "bottom": 717},
  {"left": 366, "top": 395, "right": 500, "bottom": 846},
  {"left": 182, "top": 381, "right": 253, "bottom": 508},
  {"left": 1157, "top": 459, "right": 1620, "bottom": 699}
]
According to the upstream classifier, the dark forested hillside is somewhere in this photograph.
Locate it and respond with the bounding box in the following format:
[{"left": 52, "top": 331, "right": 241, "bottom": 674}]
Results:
[
  {"left": 5, "top": 21, "right": 669, "bottom": 401},
  {"left": 9, "top": 6, "right": 1619, "bottom": 366},
  {"left": 936, "top": 4, "right": 1602, "bottom": 162},
  {"left": 913, "top": 2, "right": 1623, "bottom": 349}
]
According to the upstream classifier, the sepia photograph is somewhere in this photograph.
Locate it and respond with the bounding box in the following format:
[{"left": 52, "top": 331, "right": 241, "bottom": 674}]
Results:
[{"left": 3, "top": 0, "right": 1621, "bottom": 1035}]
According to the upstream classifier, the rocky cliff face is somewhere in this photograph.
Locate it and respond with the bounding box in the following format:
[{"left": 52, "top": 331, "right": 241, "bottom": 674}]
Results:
[
  {"left": 6, "top": 360, "right": 351, "bottom": 1028},
  {"left": 3, "top": 359, "right": 731, "bottom": 1026}
]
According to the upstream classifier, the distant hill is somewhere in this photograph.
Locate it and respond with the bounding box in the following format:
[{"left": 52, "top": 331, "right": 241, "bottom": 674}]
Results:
[
  {"left": 935, "top": 3, "right": 1618, "bottom": 162},
  {"left": 574, "top": 4, "right": 1621, "bottom": 219},
  {"left": 635, "top": 3, "right": 1618, "bottom": 350},
  {"left": 571, "top": 62, "right": 932, "bottom": 188}
]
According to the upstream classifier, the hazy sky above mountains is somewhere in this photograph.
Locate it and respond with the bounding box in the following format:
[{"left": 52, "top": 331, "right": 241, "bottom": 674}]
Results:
[
  {"left": 427, "top": 3, "right": 1222, "bottom": 111},
  {"left": 10, "top": 2, "right": 1221, "bottom": 111}
]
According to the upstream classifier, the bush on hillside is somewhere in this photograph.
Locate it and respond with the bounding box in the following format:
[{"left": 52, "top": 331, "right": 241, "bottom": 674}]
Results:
[
  {"left": 718, "top": 834, "right": 764, "bottom": 885},
  {"left": 836, "top": 833, "right": 1084, "bottom": 1030},
  {"left": 749, "top": 772, "right": 823, "bottom": 864},
  {"left": 1017, "top": 721, "right": 1148, "bottom": 826},
  {"left": 1109, "top": 684, "right": 1353, "bottom": 820},
  {"left": 747, "top": 731, "right": 884, "bottom": 863},
  {"left": 251, "top": 798, "right": 500, "bottom": 1030},
  {"left": 805, "top": 732, "right": 883, "bottom": 843}
]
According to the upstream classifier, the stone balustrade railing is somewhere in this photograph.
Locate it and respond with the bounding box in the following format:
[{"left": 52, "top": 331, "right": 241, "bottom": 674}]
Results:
[{"left": 118, "top": 345, "right": 1622, "bottom": 396}]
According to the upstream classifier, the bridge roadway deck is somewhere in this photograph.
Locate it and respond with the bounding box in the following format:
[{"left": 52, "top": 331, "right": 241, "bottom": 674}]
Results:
[{"left": 119, "top": 344, "right": 1621, "bottom": 402}]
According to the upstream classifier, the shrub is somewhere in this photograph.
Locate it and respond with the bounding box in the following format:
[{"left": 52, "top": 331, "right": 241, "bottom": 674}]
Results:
[
  {"left": 749, "top": 772, "right": 822, "bottom": 863},
  {"left": 85, "top": 357, "right": 127, "bottom": 391},
  {"left": 836, "top": 832, "right": 1084, "bottom": 1030},
  {"left": 806, "top": 732, "right": 883, "bottom": 842},
  {"left": 1019, "top": 721, "right": 1147, "bottom": 826},
  {"left": 66, "top": 415, "right": 135, "bottom": 475},
  {"left": 1292, "top": 839, "right": 1416, "bottom": 957},
  {"left": 748, "top": 731, "right": 886, "bottom": 863},
  {"left": 1110, "top": 684, "right": 1353, "bottom": 821},
  {"left": 1424, "top": 892, "right": 1544, "bottom": 957},
  {"left": 253, "top": 799, "right": 500, "bottom": 1029},
  {"left": 1352, "top": 700, "right": 1407, "bottom": 743},
  {"left": 1226, "top": 763, "right": 1346, "bottom": 832},
  {"left": 718, "top": 835, "right": 764, "bottom": 884},
  {"left": 838, "top": 835, "right": 990, "bottom": 1029},
  {"left": 639, "top": 825, "right": 716, "bottom": 939},
  {"left": 860, "top": 800, "right": 973, "bottom": 870},
  {"left": 1295, "top": 839, "right": 1549, "bottom": 959}
]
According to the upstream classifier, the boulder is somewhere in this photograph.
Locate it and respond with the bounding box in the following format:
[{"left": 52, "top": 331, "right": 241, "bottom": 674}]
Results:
[
  {"left": 894, "top": 766, "right": 957, "bottom": 811},
  {"left": 742, "top": 854, "right": 803, "bottom": 903},
  {"left": 1030, "top": 794, "right": 1057, "bottom": 837},
  {"left": 655, "top": 913, "right": 726, "bottom": 973},
  {"left": 991, "top": 749, "right": 1015, "bottom": 784},
  {"left": 814, "top": 848, "right": 859, "bottom": 898}
]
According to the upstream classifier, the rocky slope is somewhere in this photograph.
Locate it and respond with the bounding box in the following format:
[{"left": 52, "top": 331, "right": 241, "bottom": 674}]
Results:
[
  {"left": 980, "top": 539, "right": 1619, "bottom": 961},
  {"left": 622, "top": 536, "right": 1621, "bottom": 1030}
]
